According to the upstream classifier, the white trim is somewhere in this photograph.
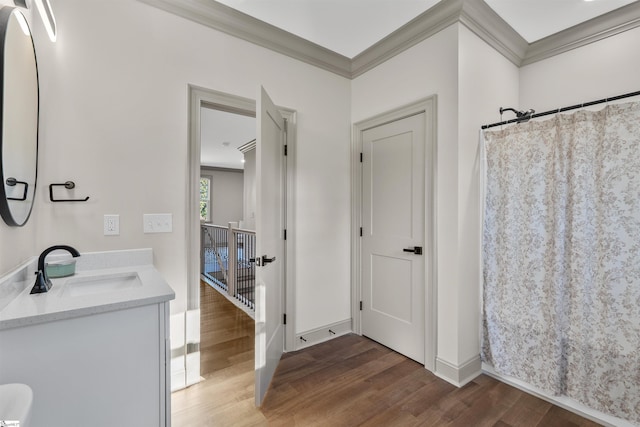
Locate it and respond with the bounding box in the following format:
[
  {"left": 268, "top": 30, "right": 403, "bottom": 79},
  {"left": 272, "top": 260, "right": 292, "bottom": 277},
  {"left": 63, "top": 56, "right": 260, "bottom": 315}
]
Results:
[
  {"left": 522, "top": 1, "right": 640, "bottom": 66},
  {"left": 158, "top": 302, "right": 169, "bottom": 425},
  {"left": 169, "top": 311, "right": 186, "bottom": 391},
  {"left": 186, "top": 85, "right": 297, "bottom": 384},
  {"left": 482, "top": 364, "right": 637, "bottom": 427},
  {"left": 458, "top": 0, "right": 528, "bottom": 67},
  {"left": 282, "top": 112, "right": 297, "bottom": 353},
  {"left": 351, "top": 96, "right": 438, "bottom": 373},
  {"left": 351, "top": 0, "right": 526, "bottom": 76},
  {"left": 238, "top": 139, "right": 256, "bottom": 154},
  {"left": 170, "top": 363, "right": 186, "bottom": 392},
  {"left": 199, "top": 175, "right": 211, "bottom": 222},
  {"left": 138, "top": 0, "right": 640, "bottom": 78},
  {"left": 434, "top": 355, "right": 482, "bottom": 387},
  {"left": 185, "top": 350, "right": 201, "bottom": 387},
  {"left": 138, "top": 0, "right": 351, "bottom": 78},
  {"left": 349, "top": 118, "right": 362, "bottom": 341},
  {"left": 295, "top": 319, "right": 352, "bottom": 351},
  {"left": 350, "top": 0, "right": 464, "bottom": 77}
]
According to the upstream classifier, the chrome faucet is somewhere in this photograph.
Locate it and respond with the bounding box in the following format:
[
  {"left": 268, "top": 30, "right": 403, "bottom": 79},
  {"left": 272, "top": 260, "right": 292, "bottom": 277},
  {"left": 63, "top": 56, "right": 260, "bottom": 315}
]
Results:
[{"left": 31, "top": 245, "right": 81, "bottom": 294}]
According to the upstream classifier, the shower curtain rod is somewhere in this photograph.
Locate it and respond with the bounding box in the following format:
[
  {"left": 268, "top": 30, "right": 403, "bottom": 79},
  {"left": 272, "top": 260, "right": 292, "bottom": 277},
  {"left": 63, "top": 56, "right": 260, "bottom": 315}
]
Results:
[{"left": 481, "top": 89, "right": 640, "bottom": 130}]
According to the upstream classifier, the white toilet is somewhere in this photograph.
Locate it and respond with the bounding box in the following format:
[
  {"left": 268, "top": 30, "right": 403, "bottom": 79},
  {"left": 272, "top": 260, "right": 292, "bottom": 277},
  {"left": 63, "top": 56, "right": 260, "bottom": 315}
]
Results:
[{"left": 0, "top": 383, "right": 33, "bottom": 427}]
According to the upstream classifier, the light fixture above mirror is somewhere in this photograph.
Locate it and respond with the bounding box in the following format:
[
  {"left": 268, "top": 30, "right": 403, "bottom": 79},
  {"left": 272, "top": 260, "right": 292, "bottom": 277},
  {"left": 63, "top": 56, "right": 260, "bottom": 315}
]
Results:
[{"left": 13, "top": 0, "right": 56, "bottom": 42}]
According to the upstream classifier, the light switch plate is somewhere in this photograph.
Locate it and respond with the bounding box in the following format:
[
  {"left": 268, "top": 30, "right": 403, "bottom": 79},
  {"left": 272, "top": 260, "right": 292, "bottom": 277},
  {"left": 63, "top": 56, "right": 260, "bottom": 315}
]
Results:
[
  {"left": 144, "top": 213, "right": 172, "bottom": 233},
  {"left": 104, "top": 214, "right": 120, "bottom": 236}
]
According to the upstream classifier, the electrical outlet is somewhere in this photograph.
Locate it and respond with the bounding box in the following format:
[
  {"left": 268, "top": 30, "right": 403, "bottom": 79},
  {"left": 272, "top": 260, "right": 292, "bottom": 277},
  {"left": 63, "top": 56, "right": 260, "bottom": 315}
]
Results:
[
  {"left": 104, "top": 214, "right": 120, "bottom": 236},
  {"left": 143, "top": 213, "right": 172, "bottom": 233}
]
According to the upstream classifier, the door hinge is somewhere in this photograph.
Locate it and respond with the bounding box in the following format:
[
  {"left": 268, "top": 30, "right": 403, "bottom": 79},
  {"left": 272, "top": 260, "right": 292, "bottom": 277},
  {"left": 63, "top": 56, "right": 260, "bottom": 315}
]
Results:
[
  {"left": 284, "top": 145, "right": 288, "bottom": 156},
  {"left": 359, "top": 301, "right": 363, "bottom": 311},
  {"left": 360, "top": 152, "right": 363, "bottom": 163},
  {"left": 360, "top": 227, "right": 363, "bottom": 237},
  {"left": 283, "top": 313, "right": 287, "bottom": 325},
  {"left": 284, "top": 229, "right": 287, "bottom": 240}
]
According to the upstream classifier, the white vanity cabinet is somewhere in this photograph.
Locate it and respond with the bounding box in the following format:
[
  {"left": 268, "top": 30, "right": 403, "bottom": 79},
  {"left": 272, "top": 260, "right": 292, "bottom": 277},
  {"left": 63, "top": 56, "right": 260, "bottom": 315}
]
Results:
[
  {"left": 0, "top": 301, "right": 171, "bottom": 427},
  {"left": 0, "top": 249, "right": 174, "bottom": 427}
]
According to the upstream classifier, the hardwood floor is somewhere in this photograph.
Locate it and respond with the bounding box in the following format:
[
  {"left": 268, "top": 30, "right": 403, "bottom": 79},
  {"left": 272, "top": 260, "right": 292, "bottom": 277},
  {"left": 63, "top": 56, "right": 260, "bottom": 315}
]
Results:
[
  {"left": 199, "top": 281, "right": 254, "bottom": 376},
  {"left": 171, "top": 282, "right": 602, "bottom": 426}
]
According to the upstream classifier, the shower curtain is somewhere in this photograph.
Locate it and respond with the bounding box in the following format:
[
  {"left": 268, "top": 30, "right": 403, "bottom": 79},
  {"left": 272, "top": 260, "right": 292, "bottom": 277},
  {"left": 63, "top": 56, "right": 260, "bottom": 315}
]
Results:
[{"left": 482, "top": 101, "right": 640, "bottom": 423}]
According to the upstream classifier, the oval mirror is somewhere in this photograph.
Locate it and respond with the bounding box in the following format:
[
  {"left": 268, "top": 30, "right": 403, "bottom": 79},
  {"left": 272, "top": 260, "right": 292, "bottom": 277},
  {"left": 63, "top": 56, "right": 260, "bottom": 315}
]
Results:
[{"left": 0, "top": 7, "right": 38, "bottom": 227}]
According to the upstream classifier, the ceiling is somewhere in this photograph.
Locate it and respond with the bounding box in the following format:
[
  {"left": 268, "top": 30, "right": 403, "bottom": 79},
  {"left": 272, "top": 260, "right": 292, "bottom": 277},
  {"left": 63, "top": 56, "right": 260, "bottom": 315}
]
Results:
[
  {"left": 214, "top": 0, "right": 637, "bottom": 57},
  {"left": 201, "top": 108, "right": 254, "bottom": 169}
]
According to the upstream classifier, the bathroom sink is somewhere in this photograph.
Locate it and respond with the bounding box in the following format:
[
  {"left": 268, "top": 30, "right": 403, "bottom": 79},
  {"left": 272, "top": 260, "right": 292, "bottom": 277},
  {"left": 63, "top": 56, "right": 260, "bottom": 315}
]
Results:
[
  {"left": 0, "top": 383, "right": 33, "bottom": 427},
  {"left": 60, "top": 272, "right": 142, "bottom": 297}
]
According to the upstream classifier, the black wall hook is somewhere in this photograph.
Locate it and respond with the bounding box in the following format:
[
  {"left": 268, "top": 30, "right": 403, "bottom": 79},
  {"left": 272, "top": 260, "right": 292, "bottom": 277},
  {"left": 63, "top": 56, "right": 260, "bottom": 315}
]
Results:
[{"left": 49, "top": 181, "right": 90, "bottom": 202}]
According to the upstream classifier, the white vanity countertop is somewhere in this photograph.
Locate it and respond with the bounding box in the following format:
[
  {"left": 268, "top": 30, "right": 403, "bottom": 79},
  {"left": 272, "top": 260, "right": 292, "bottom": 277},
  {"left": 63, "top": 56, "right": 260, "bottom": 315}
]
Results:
[{"left": 0, "top": 248, "right": 175, "bottom": 330}]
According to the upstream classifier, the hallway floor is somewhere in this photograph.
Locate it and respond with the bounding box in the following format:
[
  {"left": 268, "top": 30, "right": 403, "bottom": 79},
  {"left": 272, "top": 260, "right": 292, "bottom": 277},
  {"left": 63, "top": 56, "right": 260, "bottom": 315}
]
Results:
[{"left": 199, "top": 281, "right": 254, "bottom": 376}]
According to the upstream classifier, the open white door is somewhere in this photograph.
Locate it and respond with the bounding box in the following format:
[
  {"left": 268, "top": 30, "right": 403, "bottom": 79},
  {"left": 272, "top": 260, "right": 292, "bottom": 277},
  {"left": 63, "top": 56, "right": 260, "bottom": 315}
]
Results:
[{"left": 255, "top": 86, "right": 286, "bottom": 406}]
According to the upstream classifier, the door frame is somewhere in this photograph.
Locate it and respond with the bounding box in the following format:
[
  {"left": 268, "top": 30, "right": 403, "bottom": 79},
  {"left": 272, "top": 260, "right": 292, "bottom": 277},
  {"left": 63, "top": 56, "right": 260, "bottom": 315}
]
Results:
[
  {"left": 187, "top": 85, "right": 297, "bottom": 381},
  {"left": 351, "top": 96, "right": 437, "bottom": 372}
]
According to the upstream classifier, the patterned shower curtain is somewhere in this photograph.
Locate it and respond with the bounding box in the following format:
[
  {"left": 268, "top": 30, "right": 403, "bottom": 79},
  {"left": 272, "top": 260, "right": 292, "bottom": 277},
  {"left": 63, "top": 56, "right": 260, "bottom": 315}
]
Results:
[{"left": 482, "top": 101, "right": 640, "bottom": 424}]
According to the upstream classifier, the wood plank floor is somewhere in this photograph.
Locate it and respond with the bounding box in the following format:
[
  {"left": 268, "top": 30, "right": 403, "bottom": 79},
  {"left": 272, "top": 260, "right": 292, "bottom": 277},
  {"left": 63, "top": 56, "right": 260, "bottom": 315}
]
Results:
[
  {"left": 199, "top": 281, "right": 254, "bottom": 376},
  {"left": 171, "top": 282, "right": 603, "bottom": 426}
]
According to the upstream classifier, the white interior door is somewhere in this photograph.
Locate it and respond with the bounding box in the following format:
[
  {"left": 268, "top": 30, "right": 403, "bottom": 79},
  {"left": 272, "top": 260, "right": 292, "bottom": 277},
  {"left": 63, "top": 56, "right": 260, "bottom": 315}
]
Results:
[
  {"left": 255, "top": 86, "right": 286, "bottom": 406},
  {"left": 361, "top": 113, "right": 426, "bottom": 364}
]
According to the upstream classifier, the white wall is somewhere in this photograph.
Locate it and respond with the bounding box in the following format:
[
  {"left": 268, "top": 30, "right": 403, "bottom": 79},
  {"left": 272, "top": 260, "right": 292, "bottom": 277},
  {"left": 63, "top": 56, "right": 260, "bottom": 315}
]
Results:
[
  {"left": 520, "top": 26, "right": 640, "bottom": 112},
  {"left": 200, "top": 167, "right": 243, "bottom": 226},
  {"left": 28, "top": 0, "right": 351, "bottom": 334},
  {"left": 0, "top": 216, "right": 37, "bottom": 275},
  {"left": 457, "top": 25, "right": 519, "bottom": 364}
]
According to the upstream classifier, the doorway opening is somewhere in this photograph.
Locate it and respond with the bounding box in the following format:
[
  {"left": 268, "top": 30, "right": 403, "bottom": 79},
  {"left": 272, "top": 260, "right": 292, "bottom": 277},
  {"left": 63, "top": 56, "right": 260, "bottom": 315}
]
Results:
[
  {"left": 200, "top": 107, "right": 257, "bottom": 318},
  {"left": 184, "top": 85, "right": 296, "bottom": 401},
  {"left": 199, "top": 106, "right": 256, "bottom": 378}
]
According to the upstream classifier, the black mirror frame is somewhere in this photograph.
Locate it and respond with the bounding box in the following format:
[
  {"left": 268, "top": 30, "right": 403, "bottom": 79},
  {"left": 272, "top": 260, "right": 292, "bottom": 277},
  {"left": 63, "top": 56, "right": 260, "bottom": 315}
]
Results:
[{"left": 0, "top": 6, "right": 39, "bottom": 227}]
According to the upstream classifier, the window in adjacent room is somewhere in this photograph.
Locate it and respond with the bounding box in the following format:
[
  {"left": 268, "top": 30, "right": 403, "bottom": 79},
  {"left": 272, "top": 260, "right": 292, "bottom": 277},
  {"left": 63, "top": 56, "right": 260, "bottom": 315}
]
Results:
[{"left": 200, "top": 176, "right": 211, "bottom": 222}]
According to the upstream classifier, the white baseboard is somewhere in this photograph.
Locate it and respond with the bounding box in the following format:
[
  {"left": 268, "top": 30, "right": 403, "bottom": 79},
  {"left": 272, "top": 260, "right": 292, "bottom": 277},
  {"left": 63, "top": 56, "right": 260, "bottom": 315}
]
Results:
[
  {"left": 185, "top": 351, "right": 202, "bottom": 387},
  {"left": 434, "top": 354, "right": 482, "bottom": 387},
  {"left": 170, "top": 312, "right": 186, "bottom": 392},
  {"left": 482, "top": 363, "right": 637, "bottom": 427},
  {"left": 295, "top": 319, "right": 352, "bottom": 350},
  {"left": 170, "top": 357, "right": 186, "bottom": 392}
]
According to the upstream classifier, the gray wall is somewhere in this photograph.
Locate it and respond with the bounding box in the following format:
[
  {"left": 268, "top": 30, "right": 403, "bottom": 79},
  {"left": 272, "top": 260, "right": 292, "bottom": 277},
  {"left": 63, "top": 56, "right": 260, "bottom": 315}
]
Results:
[{"left": 200, "top": 167, "right": 243, "bottom": 226}]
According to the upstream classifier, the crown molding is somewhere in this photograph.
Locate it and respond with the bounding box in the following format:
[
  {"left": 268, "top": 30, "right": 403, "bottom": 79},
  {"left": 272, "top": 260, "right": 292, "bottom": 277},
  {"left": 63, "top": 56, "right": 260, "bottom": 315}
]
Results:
[
  {"left": 138, "top": 0, "right": 640, "bottom": 79},
  {"left": 522, "top": 1, "right": 640, "bottom": 66},
  {"left": 138, "top": 0, "right": 352, "bottom": 78},
  {"left": 350, "top": 0, "right": 464, "bottom": 78},
  {"left": 238, "top": 139, "right": 256, "bottom": 153},
  {"left": 459, "top": 0, "right": 527, "bottom": 66},
  {"left": 350, "top": 0, "right": 527, "bottom": 77}
]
